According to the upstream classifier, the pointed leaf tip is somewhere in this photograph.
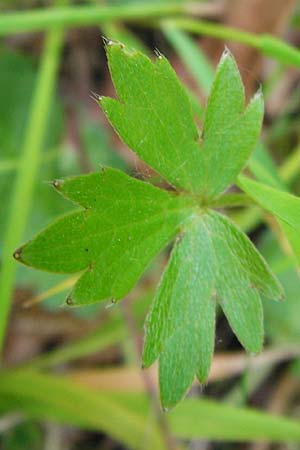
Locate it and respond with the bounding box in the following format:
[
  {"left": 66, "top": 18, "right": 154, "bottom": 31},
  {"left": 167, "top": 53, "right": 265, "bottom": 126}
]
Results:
[{"left": 221, "top": 46, "right": 232, "bottom": 59}]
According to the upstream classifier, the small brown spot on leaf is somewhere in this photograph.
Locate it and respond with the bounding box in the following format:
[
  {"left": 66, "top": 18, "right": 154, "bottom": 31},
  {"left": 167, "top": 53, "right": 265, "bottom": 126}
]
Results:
[
  {"left": 13, "top": 248, "right": 22, "bottom": 260},
  {"left": 66, "top": 296, "right": 74, "bottom": 306},
  {"left": 52, "top": 179, "right": 62, "bottom": 190}
]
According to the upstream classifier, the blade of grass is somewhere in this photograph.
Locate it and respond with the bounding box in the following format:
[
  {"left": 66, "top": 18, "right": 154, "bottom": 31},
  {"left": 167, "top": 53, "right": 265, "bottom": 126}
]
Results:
[
  {"left": 0, "top": 3, "right": 200, "bottom": 36},
  {"left": 248, "top": 142, "right": 287, "bottom": 191},
  {"left": 280, "top": 146, "right": 300, "bottom": 183},
  {"left": 0, "top": 370, "right": 165, "bottom": 450},
  {"left": 232, "top": 146, "right": 300, "bottom": 232},
  {"left": 0, "top": 25, "right": 64, "bottom": 354},
  {"left": 160, "top": 18, "right": 300, "bottom": 67},
  {"left": 1, "top": 5, "right": 300, "bottom": 67},
  {"left": 22, "top": 275, "right": 79, "bottom": 308},
  {"left": 169, "top": 397, "right": 300, "bottom": 441},
  {"left": 24, "top": 313, "right": 127, "bottom": 370},
  {"left": 0, "top": 148, "right": 59, "bottom": 175},
  {"left": 2, "top": 370, "right": 300, "bottom": 442}
]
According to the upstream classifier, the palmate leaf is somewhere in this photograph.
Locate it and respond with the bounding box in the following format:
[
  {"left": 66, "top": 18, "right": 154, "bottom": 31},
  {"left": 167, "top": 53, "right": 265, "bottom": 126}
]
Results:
[
  {"left": 15, "top": 42, "right": 283, "bottom": 408},
  {"left": 143, "top": 212, "right": 283, "bottom": 409},
  {"left": 16, "top": 168, "right": 194, "bottom": 305},
  {"left": 201, "top": 51, "right": 264, "bottom": 199},
  {"left": 100, "top": 41, "right": 205, "bottom": 194},
  {"left": 100, "top": 42, "right": 263, "bottom": 199}
]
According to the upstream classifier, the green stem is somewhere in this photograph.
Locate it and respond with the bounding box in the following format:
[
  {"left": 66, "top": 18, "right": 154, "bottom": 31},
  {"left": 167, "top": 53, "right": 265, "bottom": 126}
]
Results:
[
  {"left": 0, "top": 28, "right": 64, "bottom": 354},
  {"left": 211, "top": 193, "right": 254, "bottom": 209},
  {"left": 0, "top": 3, "right": 197, "bottom": 36}
]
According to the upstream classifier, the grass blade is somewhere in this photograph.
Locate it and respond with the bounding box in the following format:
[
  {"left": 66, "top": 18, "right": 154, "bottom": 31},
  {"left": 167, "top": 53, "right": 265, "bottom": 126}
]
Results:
[
  {"left": 0, "top": 27, "right": 64, "bottom": 353},
  {"left": 2, "top": 370, "right": 300, "bottom": 443}
]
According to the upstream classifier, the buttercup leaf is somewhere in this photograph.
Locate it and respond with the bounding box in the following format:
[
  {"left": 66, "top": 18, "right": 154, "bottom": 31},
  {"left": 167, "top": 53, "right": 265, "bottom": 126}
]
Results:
[
  {"left": 100, "top": 43, "right": 263, "bottom": 200},
  {"left": 202, "top": 51, "right": 264, "bottom": 199},
  {"left": 15, "top": 42, "right": 284, "bottom": 408},
  {"left": 100, "top": 41, "right": 205, "bottom": 194},
  {"left": 16, "top": 168, "right": 193, "bottom": 305},
  {"left": 143, "top": 212, "right": 282, "bottom": 409},
  {"left": 143, "top": 219, "right": 216, "bottom": 408}
]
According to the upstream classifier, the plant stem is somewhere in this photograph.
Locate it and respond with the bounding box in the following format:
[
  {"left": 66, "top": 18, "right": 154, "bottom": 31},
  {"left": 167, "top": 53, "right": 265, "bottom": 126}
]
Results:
[
  {"left": 0, "top": 3, "right": 198, "bottom": 36},
  {"left": 211, "top": 193, "right": 254, "bottom": 209},
  {"left": 0, "top": 27, "right": 64, "bottom": 354}
]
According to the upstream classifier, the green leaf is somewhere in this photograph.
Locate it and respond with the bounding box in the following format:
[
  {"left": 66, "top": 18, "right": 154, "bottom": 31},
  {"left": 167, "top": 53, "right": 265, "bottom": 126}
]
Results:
[
  {"left": 0, "top": 49, "right": 64, "bottom": 247},
  {"left": 0, "top": 370, "right": 165, "bottom": 450},
  {"left": 202, "top": 50, "right": 264, "bottom": 199},
  {"left": 143, "top": 219, "right": 216, "bottom": 409},
  {"left": 238, "top": 175, "right": 300, "bottom": 229},
  {"left": 100, "top": 43, "right": 263, "bottom": 200},
  {"left": 238, "top": 175, "right": 300, "bottom": 265},
  {"left": 15, "top": 44, "right": 283, "bottom": 408},
  {"left": 259, "top": 231, "right": 300, "bottom": 344},
  {"left": 100, "top": 41, "right": 205, "bottom": 194},
  {"left": 248, "top": 141, "right": 286, "bottom": 191},
  {"left": 16, "top": 168, "right": 193, "bottom": 305},
  {"left": 169, "top": 397, "right": 300, "bottom": 442},
  {"left": 143, "top": 212, "right": 283, "bottom": 409},
  {"left": 3, "top": 370, "right": 300, "bottom": 443}
]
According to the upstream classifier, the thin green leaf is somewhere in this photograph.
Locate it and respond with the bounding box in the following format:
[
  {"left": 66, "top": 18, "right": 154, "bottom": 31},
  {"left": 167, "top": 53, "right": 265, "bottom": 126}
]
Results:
[
  {"left": 259, "top": 231, "right": 300, "bottom": 344},
  {"left": 0, "top": 26, "right": 64, "bottom": 353},
  {"left": 238, "top": 175, "right": 300, "bottom": 264},
  {"left": 238, "top": 175, "right": 300, "bottom": 229},
  {"left": 248, "top": 142, "right": 286, "bottom": 191},
  {"left": 3, "top": 370, "right": 300, "bottom": 443},
  {"left": 0, "top": 370, "right": 165, "bottom": 450},
  {"left": 170, "top": 397, "right": 300, "bottom": 441}
]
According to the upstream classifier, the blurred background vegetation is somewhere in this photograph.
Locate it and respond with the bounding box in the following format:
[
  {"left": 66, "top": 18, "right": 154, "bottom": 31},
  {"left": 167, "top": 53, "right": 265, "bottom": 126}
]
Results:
[{"left": 1, "top": 0, "right": 300, "bottom": 449}]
